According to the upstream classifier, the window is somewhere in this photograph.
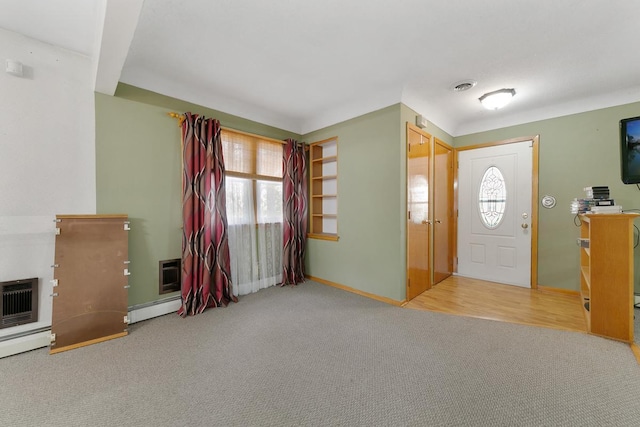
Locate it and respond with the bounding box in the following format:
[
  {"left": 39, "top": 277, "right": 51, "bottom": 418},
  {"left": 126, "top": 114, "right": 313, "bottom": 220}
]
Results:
[
  {"left": 221, "top": 129, "right": 284, "bottom": 295},
  {"left": 478, "top": 166, "right": 506, "bottom": 229},
  {"left": 222, "top": 130, "right": 283, "bottom": 224},
  {"left": 309, "top": 137, "right": 338, "bottom": 240}
]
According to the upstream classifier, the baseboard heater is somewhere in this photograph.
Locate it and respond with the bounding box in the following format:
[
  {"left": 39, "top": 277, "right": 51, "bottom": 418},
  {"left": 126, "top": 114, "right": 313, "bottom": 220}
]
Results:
[
  {"left": 1, "top": 292, "right": 179, "bottom": 358},
  {"left": 1, "top": 278, "right": 38, "bottom": 329}
]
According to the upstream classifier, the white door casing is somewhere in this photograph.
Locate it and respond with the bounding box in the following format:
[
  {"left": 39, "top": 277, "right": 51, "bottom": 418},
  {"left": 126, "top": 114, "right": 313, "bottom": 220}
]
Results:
[{"left": 457, "top": 141, "right": 533, "bottom": 287}]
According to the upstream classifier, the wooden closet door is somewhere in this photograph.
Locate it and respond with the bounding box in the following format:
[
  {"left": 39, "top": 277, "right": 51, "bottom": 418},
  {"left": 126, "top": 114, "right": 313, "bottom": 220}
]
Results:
[
  {"left": 433, "top": 139, "right": 454, "bottom": 284},
  {"left": 406, "top": 123, "right": 431, "bottom": 300},
  {"left": 51, "top": 215, "right": 129, "bottom": 354}
]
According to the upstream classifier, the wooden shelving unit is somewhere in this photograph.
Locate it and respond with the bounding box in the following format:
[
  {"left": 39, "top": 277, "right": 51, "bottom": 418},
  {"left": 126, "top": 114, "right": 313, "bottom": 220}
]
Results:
[
  {"left": 309, "top": 137, "right": 338, "bottom": 240},
  {"left": 579, "top": 213, "right": 638, "bottom": 342}
]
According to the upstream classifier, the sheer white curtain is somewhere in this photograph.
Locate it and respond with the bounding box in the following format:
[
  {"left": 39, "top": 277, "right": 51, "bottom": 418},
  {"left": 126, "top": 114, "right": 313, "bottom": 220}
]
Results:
[
  {"left": 222, "top": 130, "right": 284, "bottom": 296},
  {"left": 226, "top": 177, "right": 283, "bottom": 296}
]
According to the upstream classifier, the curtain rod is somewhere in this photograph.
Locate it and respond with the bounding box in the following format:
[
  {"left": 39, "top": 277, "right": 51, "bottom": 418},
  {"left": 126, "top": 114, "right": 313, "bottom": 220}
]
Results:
[
  {"left": 167, "top": 111, "right": 294, "bottom": 146},
  {"left": 167, "top": 112, "right": 308, "bottom": 150},
  {"left": 168, "top": 112, "right": 185, "bottom": 127}
]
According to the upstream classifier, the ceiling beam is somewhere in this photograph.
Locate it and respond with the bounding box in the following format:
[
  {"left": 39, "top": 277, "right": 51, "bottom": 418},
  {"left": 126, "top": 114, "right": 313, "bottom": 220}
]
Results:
[{"left": 93, "top": 0, "right": 144, "bottom": 95}]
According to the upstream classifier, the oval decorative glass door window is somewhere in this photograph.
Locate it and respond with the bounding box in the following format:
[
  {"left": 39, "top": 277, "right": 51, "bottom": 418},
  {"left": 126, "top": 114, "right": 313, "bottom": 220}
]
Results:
[{"left": 478, "top": 166, "right": 506, "bottom": 229}]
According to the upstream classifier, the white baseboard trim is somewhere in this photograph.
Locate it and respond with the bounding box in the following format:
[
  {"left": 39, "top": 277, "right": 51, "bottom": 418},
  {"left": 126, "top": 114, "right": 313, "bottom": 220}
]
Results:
[
  {"left": 0, "top": 330, "right": 51, "bottom": 359},
  {"left": 0, "top": 297, "right": 181, "bottom": 359},
  {"left": 128, "top": 297, "right": 181, "bottom": 324}
]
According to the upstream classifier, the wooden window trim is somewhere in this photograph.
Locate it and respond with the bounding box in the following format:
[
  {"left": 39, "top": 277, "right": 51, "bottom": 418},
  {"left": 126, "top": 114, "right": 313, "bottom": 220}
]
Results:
[{"left": 221, "top": 129, "right": 283, "bottom": 223}]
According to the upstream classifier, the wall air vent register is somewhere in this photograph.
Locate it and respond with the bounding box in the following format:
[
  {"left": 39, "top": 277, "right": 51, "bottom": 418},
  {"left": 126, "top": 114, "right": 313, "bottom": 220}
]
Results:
[{"left": 1, "top": 278, "right": 38, "bottom": 329}]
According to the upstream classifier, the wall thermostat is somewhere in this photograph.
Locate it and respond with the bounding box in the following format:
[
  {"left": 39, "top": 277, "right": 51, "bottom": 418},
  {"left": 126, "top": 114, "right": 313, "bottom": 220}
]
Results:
[{"left": 541, "top": 195, "right": 556, "bottom": 209}]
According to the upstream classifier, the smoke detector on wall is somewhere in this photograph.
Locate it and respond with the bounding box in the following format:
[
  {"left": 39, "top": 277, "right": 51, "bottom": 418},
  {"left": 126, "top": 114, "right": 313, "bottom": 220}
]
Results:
[{"left": 5, "top": 59, "right": 23, "bottom": 77}]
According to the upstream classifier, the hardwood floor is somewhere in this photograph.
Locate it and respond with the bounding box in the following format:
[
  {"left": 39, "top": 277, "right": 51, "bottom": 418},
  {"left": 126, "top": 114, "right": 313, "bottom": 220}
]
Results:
[{"left": 404, "top": 275, "right": 587, "bottom": 333}]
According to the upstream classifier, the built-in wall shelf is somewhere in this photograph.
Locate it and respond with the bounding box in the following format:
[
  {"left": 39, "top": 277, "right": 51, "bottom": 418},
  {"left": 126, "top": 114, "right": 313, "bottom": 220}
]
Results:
[{"left": 309, "top": 137, "right": 338, "bottom": 239}]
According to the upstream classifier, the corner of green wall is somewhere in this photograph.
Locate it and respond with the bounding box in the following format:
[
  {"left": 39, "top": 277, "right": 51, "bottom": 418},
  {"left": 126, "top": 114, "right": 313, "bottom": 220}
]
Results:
[{"left": 303, "top": 104, "right": 407, "bottom": 302}]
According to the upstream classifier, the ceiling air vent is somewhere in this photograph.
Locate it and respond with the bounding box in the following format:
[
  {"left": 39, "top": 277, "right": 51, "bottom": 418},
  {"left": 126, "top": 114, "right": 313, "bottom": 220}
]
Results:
[{"left": 451, "top": 80, "right": 477, "bottom": 92}]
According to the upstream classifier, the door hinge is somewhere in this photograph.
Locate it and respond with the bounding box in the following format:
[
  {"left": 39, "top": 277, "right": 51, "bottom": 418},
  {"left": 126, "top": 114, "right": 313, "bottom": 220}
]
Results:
[
  {"left": 408, "top": 211, "right": 411, "bottom": 220},
  {"left": 407, "top": 278, "right": 410, "bottom": 288}
]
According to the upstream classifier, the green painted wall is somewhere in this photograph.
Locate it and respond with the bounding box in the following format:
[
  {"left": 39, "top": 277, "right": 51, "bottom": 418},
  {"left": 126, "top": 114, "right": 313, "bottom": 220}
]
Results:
[
  {"left": 301, "top": 103, "right": 453, "bottom": 303},
  {"left": 95, "top": 87, "right": 300, "bottom": 306},
  {"left": 96, "top": 94, "right": 181, "bottom": 305},
  {"left": 454, "top": 102, "right": 640, "bottom": 292},
  {"left": 302, "top": 104, "right": 407, "bottom": 301},
  {"left": 114, "top": 84, "right": 300, "bottom": 140},
  {"left": 99, "top": 83, "right": 638, "bottom": 304},
  {"left": 400, "top": 104, "right": 454, "bottom": 146}
]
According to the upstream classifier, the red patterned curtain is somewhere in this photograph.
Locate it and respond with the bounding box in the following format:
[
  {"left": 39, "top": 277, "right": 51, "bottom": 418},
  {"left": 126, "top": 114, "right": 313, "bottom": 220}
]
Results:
[
  {"left": 282, "top": 139, "right": 308, "bottom": 285},
  {"left": 179, "top": 113, "right": 236, "bottom": 316}
]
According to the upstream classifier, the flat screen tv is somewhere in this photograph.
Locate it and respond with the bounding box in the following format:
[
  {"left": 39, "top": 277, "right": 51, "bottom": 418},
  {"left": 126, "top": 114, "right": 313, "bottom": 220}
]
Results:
[{"left": 620, "top": 116, "right": 640, "bottom": 184}]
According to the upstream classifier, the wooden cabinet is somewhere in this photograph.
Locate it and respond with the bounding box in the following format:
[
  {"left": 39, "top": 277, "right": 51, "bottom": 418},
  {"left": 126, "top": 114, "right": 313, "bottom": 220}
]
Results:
[
  {"left": 579, "top": 213, "right": 638, "bottom": 342},
  {"left": 309, "top": 137, "right": 338, "bottom": 240},
  {"left": 51, "top": 215, "right": 130, "bottom": 354}
]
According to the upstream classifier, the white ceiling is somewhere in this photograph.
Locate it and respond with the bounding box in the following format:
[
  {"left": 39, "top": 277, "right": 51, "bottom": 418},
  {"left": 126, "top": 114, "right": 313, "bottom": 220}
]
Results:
[{"left": 2, "top": 0, "right": 640, "bottom": 136}]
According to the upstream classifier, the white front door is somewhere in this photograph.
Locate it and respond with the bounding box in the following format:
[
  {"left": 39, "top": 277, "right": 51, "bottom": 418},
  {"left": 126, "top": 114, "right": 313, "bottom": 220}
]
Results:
[{"left": 457, "top": 141, "right": 532, "bottom": 287}]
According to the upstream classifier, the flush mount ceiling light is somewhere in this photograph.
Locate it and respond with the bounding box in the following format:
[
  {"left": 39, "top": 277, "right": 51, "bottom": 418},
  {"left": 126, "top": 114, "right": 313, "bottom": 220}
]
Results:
[{"left": 479, "top": 88, "right": 516, "bottom": 110}]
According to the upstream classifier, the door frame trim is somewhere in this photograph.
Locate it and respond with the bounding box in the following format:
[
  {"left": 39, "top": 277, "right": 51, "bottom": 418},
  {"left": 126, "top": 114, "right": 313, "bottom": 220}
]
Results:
[{"left": 455, "top": 135, "right": 539, "bottom": 289}]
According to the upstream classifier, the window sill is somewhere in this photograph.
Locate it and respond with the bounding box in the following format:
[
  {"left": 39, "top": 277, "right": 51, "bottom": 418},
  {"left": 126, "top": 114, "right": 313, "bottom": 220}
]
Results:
[{"left": 307, "top": 233, "right": 339, "bottom": 242}]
